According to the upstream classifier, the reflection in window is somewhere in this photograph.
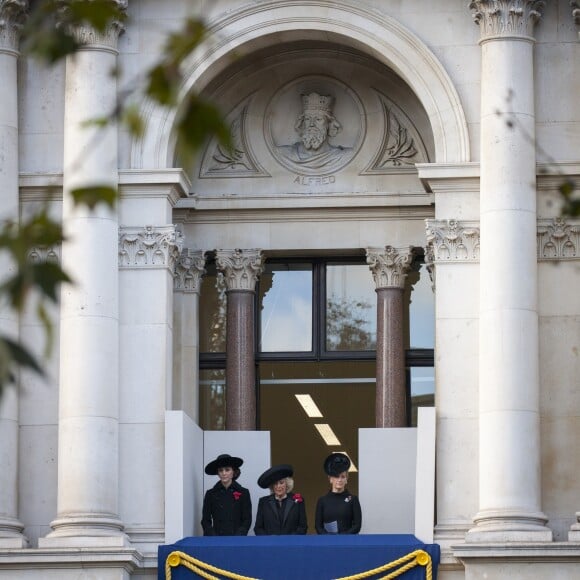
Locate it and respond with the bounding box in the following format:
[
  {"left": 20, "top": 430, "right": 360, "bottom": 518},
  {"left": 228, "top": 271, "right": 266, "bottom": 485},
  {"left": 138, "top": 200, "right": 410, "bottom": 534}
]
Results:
[
  {"left": 409, "top": 366, "right": 435, "bottom": 426},
  {"left": 199, "top": 263, "right": 227, "bottom": 353},
  {"left": 199, "top": 369, "right": 226, "bottom": 430},
  {"left": 326, "top": 264, "right": 376, "bottom": 351},
  {"left": 409, "top": 265, "right": 435, "bottom": 349},
  {"left": 259, "top": 263, "right": 312, "bottom": 352}
]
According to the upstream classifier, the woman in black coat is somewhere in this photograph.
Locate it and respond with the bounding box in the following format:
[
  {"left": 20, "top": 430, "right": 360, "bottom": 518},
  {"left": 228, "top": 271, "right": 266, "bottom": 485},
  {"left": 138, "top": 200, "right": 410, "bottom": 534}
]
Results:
[
  {"left": 254, "top": 464, "right": 307, "bottom": 535},
  {"left": 315, "top": 453, "right": 362, "bottom": 535},
  {"left": 201, "top": 453, "right": 252, "bottom": 536}
]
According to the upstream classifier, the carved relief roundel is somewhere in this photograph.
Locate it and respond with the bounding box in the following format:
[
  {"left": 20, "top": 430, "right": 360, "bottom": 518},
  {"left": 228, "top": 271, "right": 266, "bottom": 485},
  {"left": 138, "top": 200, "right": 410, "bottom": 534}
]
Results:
[{"left": 264, "top": 76, "right": 365, "bottom": 176}]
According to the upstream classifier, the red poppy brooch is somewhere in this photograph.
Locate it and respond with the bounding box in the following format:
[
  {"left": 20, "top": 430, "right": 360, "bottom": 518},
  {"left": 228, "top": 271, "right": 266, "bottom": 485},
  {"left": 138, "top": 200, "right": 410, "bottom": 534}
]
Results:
[
  {"left": 292, "top": 493, "right": 303, "bottom": 503},
  {"left": 233, "top": 491, "right": 242, "bottom": 501}
]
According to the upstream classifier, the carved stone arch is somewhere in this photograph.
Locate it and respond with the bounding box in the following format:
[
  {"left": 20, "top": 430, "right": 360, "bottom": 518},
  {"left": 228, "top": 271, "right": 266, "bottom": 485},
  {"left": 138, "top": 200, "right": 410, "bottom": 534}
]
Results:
[{"left": 131, "top": 0, "right": 470, "bottom": 170}]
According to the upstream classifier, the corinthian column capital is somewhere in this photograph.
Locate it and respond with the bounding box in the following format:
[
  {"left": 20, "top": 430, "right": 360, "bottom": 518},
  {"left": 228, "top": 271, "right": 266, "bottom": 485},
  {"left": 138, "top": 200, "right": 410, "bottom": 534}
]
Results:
[
  {"left": 0, "top": 0, "right": 28, "bottom": 53},
  {"left": 174, "top": 249, "right": 205, "bottom": 293},
  {"left": 469, "top": 0, "right": 545, "bottom": 41},
  {"left": 215, "top": 249, "right": 264, "bottom": 292},
  {"left": 366, "top": 246, "right": 414, "bottom": 290},
  {"left": 58, "top": 0, "right": 127, "bottom": 52}
]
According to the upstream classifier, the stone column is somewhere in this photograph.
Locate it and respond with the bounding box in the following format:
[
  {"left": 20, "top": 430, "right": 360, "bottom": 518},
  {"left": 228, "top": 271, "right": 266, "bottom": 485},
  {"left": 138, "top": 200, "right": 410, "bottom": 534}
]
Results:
[
  {"left": 366, "top": 246, "right": 413, "bottom": 428},
  {"left": 215, "top": 249, "right": 263, "bottom": 430},
  {"left": 0, "top": 0, "right": 28, "bottom": 549},
  {"left": 467, "top": 0, "right": 551, "bottom": 541},
  {"left": 41, "top": 6, "right": 128, "bottom": 546},
  {"left": 173, "top": 249, "right": 205, "bottom": 420}
]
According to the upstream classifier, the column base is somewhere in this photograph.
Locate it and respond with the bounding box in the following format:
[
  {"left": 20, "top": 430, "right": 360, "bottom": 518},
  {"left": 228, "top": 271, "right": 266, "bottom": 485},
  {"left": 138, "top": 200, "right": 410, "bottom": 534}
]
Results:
[
  {"left": 38, "top": 515, "right": 130, "bottom": 548},
  {"left": 0, "top": 517, "right": 29, "bottom": 548},
  {"left": 466, "top": 508, "right": 552, "bottom": 543},
  {"left": 568, "top": 513, "right": 580, "bottom": 541}
]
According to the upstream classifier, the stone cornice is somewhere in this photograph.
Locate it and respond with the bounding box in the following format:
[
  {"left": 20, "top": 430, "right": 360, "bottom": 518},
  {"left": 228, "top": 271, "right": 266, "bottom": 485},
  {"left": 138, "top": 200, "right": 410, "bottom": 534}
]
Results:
[
  {"left": 174, "top": 249, "right": 205, "bottom": 293},
  {"left": 366, "top": 246, "right": 414, "bottom": 289},
  {"left": 537, "top": 218, "right": 580, "bottom": 260},
  {"left": 119, "top": 169, "right": 191, "bottom": 207},
  {"left": 0, "top": 0, "right": 27, "bottom": 54},
  {"left": 118, "top": 225, "right": 182, "bottom": 271},
  {"left": 469, "top": 0, "right": 545, "bottom": 41},
  {"left": 215, "top": 249, "right": 263, "bottom": 292}
]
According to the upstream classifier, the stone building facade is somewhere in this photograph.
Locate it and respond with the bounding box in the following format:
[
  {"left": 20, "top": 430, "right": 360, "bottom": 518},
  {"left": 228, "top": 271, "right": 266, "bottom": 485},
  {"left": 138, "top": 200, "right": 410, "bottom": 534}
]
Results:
[{"left": 0, "top": 1, "right": 579, "bottom": 578}]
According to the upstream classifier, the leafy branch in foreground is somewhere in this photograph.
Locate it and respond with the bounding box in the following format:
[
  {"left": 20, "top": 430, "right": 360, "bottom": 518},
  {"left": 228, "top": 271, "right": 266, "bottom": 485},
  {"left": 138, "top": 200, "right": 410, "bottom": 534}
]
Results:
[{"left": 0, "top": 1, "right": 232, "bottom": 395}]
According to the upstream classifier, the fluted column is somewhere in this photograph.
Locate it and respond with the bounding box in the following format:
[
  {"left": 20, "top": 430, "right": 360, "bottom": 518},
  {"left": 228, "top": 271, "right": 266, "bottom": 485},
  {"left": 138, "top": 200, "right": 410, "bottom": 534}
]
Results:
[
  {"left": 366, "top": 246, "right": 413, "bottom": 428},
  {"left": 41, "top": 5, "right": 128, "bottom": 546},
  {"left": 173, "top": 249, "right": 205, "bottom": 420},
  {"left": 467, "top": 0, "right": 551, "bottom": 541},
  {"left": 215, "top": 249, "right": 263, "bottom": 430},
  {"left": 0, "top": 0, "right": 28, "bottom": 548}
]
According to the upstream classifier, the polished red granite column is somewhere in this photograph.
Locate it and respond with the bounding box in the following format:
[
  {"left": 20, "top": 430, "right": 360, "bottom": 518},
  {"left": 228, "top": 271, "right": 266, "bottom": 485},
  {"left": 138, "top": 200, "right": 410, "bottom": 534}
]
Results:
[
  {"left": 216, "top": 249, "right": 263, "bottom": 430},
  {"left": 366, "top": 246, "right": 413, "bottom": 428}
]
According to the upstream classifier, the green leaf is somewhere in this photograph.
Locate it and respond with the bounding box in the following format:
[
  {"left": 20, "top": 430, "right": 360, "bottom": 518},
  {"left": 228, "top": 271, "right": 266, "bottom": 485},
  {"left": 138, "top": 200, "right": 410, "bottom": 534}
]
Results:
[
  {"left": 70, "top": 186, "right": 117, "bottom": 209},
  {"left": 146, "top": 64, "right": 181, "bottom": 106},
  {"left": 121, "top": 105, "right": 146, "bottom": 139}
]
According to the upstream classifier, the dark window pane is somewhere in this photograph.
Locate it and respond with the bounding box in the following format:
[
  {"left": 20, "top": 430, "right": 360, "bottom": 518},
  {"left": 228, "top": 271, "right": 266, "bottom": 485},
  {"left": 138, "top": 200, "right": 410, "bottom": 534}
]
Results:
[
  {"left": 408, "top": 265, "right": 435, "bottom": 349},
  {"left": 199, "top": 369, "right": 226, "bottom": 430},
  {"left": 326, "top": 264, "right": 376, "bottom": 351},
  {"left": 259, "top": 263, "right": 312, "bottom": 352},
  {"left": 409, "top": 366, "right": 435, "bottom": 427},
  {"left": 199, "top": 263, "right": 227, "bottom": 353}
]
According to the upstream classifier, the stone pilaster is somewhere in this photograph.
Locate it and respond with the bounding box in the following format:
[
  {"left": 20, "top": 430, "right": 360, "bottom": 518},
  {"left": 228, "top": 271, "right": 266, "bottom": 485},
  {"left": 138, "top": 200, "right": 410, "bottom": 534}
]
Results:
[
  {"left": 40, "top": 6, "right": 128, "bottom": 546},
  {"left": 215, "top": 249, "right": 263, "bottom": 430},
  {"left": 173, "top": 249, "right": 206, "bottom": 420},
  {"left": 0, "top": 0, "right": 28, "bottom": 549},
  {"left": 467, "top": 0, "right": 551, "bottom": 542},
  {"left": 366, "top": 246, "right": 413, "bottom": 428}
]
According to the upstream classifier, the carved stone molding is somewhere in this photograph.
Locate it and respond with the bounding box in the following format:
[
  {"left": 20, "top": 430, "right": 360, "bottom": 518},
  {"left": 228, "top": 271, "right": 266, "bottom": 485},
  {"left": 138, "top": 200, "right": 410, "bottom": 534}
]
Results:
[
  {"left": 425, "top": 219, "right": 481, "bottom": 263},
  {"left": 59, "top": 0, "right": 127, "bottom": 52},
  {"left": 215, "top": 249, "right": 263, "bottom": 292},
  {"left": 174, "top": 249, "right": 205, "bottom": 293},
  {"left": 0, "top": 0, "right": 27, "bottom": 53},
  {"left": 537, "top": 218, "right": 580, "bottom": 260},
  {"left": 27, "top": 245, "right": 60, "bottom": 264},
  {"left": 366, "top": 246, "right": 414, "bottom": 290},
  {"left": 469, "top": 0, "right": 545, "bottom": 40},
  {"left": 119, "top": 225, "right": 183, "bottom": 271}
]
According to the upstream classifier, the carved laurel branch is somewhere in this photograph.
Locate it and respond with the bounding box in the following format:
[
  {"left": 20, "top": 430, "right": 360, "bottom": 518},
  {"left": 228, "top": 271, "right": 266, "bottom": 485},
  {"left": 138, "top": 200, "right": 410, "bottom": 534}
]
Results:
[
  {"left": 469, "top": 0, "right": 545, "bottom": 39},
  {"left": 174, "top": 249, "right": 206, "bottom": 292},
  {"left": 118, "top": 225, "right": 183, "bottom": 270}
]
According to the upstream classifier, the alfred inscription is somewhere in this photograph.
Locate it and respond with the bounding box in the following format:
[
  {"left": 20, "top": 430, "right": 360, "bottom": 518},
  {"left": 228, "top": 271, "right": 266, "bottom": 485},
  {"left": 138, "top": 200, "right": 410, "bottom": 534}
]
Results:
[{"left": 294, "top": 175, "right": 336, "bottom": 185}]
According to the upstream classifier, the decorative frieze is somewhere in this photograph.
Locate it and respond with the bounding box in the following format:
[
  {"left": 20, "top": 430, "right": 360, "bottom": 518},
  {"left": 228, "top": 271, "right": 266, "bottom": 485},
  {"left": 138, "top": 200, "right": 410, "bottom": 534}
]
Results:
[
  {"left": 366, "top": 246, "right": 414, "bottom": 290},
  {"left": 119, "top": 225, "right": 182, "bottom": 270},
  {"left": 27, "top": 245, "right": 60, "bottom": 264},
  {"left": 0, "top": 0, "right": 27, "bottom": 53},
  {"left": 215, "top": 249, "right": 263, "bottom": 292},
  {"left": 425, "top": 219, "right": 481, "bottom": 263},
  {"left": 469, "top": 0, "right": 545, "bottom": 40},
  {"left": 537, "top": 218, "right": 580, "bottom": 260},
  {"left": 174, "top": 249, "right": 205, "bottom": 293}
]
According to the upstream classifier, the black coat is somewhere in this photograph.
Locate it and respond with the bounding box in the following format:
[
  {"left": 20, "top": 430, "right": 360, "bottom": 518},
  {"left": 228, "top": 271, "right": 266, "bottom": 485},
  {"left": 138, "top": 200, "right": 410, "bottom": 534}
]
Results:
[
  {"left": 201, "top": 480, "right": 252, "bottom": 536},
  {"left": 254, "top": 493, "right": 307, "bottom": 535},
  {"left": 315, "top": 490, "right": 362, "bottom": 534}
]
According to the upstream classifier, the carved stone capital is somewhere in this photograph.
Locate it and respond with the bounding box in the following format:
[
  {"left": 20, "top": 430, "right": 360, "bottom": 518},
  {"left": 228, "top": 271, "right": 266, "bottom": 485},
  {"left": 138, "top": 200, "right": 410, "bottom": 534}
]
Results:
[
  {"left": 537, "top": 218, "right": 580, "bottom": 260},
  {"left": 215, "top": 249, "right": 264, "bottom": 292},
  {"left": 425, "top": 219, "right": 481, "bottom": 265},
  {"left": 469, "top": 0, "right": 545, "bottom": 41},
  {"left": 27, "top": 245, "right": 61, "bottom": 264},
  {"left": 0, "top": 0, "right": 28, "bottom": 53},
  {"left": 119, "top": 225, "right": 183, "bottom": 271},
  {"left": 366, "top": 246, "right": 414, "bottom": 290},
  {"left": 58, "top": 0, "right": 127, "bottom": 52},
  {"left": 174, "top": 249, "right": 205, "bottom": 293}
]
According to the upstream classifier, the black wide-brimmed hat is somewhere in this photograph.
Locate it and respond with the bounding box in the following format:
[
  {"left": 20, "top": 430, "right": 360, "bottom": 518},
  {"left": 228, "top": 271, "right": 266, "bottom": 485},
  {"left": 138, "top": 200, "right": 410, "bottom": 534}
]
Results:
[
  {"left": 257, "top": 464, "right": 294, "bottom": 489},
  {"left": 205, "top": 453, "right": 244, "bottom": 475},
  {"left": 323, "top": 453, "right": 351, "bottom": 476}
]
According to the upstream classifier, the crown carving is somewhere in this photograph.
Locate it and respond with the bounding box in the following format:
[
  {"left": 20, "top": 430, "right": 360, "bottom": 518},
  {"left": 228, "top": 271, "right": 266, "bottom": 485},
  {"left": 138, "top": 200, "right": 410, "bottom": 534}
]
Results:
[
  {"left": 119, "top": 225, "right": 182, "bottom": 270},
  {"left": 366, "top": 246, "right": 414, "bottom": 289},
  {"left": 301, "top": 92, "right": 333, "bottom": 114},
  {"left": 469, "top": 0, "right": 545, "bottom": 40}
]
